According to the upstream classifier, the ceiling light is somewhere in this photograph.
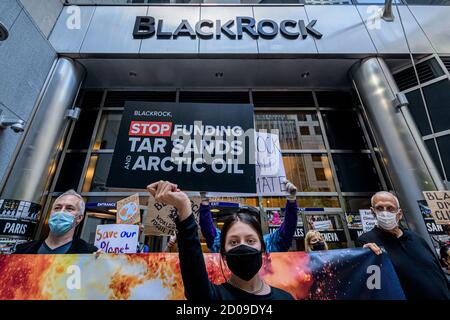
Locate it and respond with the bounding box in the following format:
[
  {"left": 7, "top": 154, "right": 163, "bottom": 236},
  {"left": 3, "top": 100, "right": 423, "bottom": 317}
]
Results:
[{"left": 301, "top": 72, "right": 310, "bottom": 78}]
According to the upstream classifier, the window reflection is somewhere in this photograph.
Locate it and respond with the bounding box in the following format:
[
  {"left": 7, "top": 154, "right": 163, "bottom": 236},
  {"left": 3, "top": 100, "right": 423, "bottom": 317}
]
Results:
[
  {"left": 255, "top": 112, "right": 325, "bottom": 150},
  {"left": 283, "top": 154, "right": 336, "bottom": 192},
  {"left": 94, "top": 113, "right": 122, "bottom": 150}
]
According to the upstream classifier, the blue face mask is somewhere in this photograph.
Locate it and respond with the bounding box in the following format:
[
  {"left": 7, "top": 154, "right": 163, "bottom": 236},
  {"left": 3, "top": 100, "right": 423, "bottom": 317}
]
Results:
[{"left": 48, "top": 211, "right": 76, "bottom": 236}]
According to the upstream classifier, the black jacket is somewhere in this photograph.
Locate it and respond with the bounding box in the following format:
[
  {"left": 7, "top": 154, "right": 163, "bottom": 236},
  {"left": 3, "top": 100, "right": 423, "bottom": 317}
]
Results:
[
  {"left": 14, "top": 238, "right": 98, "bottom": 254},
  {"left": 176, "top": 214, "right": 294, "bottom": 301},
  {"left": 357, "top": 227, "right": 450, "bottom": 300}
]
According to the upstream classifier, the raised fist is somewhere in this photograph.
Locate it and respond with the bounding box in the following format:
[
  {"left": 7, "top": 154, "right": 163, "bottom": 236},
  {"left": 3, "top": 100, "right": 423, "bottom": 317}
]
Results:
[{"left": 147, "top": 181, "right": 191, "bottom": 221}]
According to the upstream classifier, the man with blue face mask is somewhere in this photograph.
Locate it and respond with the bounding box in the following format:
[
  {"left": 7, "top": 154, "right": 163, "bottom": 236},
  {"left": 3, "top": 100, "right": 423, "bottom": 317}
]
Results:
[
  {"left": 357, "top": 191, "right": 450, "bottom": 300},
  {"left": 14, "top": 190, "right": 98, "bottom": 254}
]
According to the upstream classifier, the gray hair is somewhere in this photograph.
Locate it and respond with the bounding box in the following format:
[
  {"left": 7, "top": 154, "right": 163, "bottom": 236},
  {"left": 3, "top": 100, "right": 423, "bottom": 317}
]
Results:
[
  {"left": 54, "top": 189, "right": 85, "bottom": 216},
  {"left": 370, "top": 191, "right": 400, "bottom": 209}
]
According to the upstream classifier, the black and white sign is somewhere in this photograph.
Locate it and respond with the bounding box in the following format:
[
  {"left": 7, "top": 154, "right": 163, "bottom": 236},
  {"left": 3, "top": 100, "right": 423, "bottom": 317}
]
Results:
[
  {"left": 269, "top": 226, "right": 305, "bottom": 239},
  {"left": 319, "top": 230, "right": 346, "bottom": 243},
  {"left": 0, "top": 199, "right": 41, "bottom": 238},
  {"left": 418, "top": 200, "right": 449, "bottom": 236},
  {"left": 107, "top": 102, "right": 256, "bottom": 193}
]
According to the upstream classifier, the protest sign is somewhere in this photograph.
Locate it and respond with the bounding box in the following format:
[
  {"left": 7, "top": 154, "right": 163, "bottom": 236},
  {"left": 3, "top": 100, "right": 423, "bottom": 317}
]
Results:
[
  {"left": 255, "top": 132, "right": 287, "bottom": 196},
  {"left": 0, "top": 249, "right": 405, "bottom": 300},
  {"left": 94, "top": 224, "right": 139, "bottom": 254},
  {"left": 313, "top": 220, "right": 333, "bottom": 230},
  {"left": 418, "top": 200, "right": 449, "bottom": 247},
  {"left": 0, "top": 199, "right": 41, "bottom": 238},
  {"left": 359, "top": 209, "right": 377, "bottom": 233},
  {"left": 144, "top": 196, "right": 201, "bottom": 236},
  {"left": 106, "top": 102, "right": 255, "bottom": 193},
  {"left": 422, "top": 191, "right": 450, "bottom": 224},
  {"left": 418, "top": 200, "right": 448, "bottom": 235},
  {"left": 116, "top": 194, "right": 140, "bottom": 225}
]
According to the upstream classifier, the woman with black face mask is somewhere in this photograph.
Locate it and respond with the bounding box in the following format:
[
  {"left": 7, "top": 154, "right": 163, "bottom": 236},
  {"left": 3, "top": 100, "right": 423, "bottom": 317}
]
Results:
[
  {"left": 305, "top": 230, "right": 328, "bottom": 252},
  {"left": 147, "top": 180, "right": 294, "bottom": 301}
]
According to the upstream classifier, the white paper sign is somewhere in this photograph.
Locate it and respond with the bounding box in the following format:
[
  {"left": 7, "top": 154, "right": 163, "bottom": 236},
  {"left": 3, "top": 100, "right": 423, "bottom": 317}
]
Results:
[
  {"left": 94, "top": 224, "right": 139, "bottom": 254},
  {"left": 255, "top": 132, "right": 287, "bottom": 196},
  {"left": 313, "top": 220, "right": 333, "bottom": 230},
  {"left": 209, "top": 132, "right": 288, "bottom": 197},
  {"left": 360, "top": 209, "right": 377, "bottom": 233}
]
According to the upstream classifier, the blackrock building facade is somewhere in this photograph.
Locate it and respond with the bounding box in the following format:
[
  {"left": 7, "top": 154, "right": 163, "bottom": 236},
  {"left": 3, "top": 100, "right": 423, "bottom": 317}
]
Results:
[{"left": 0, "top": 0, "right": 449, "bottom": 253}]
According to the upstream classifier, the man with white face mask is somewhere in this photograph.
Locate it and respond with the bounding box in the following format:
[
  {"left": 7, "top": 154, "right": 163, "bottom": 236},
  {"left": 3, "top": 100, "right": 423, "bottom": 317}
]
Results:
[
  {"left": 14, "top": 190, "right": 98, "bottom": 254},
  {"left": 357, "top": 191, "right": 450, "bottom": 300}
]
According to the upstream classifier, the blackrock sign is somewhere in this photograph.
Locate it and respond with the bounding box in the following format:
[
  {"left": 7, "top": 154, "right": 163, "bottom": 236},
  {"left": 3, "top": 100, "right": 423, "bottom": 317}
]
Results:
[{"left": 133, "top": 16, "right": 323, "bottom": 40}]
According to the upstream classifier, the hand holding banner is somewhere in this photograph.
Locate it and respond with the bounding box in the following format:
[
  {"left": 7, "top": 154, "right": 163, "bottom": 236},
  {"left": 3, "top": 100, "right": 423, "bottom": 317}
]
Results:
[{"left": 144, "top": 196, "right": 200, "bottom": 236}]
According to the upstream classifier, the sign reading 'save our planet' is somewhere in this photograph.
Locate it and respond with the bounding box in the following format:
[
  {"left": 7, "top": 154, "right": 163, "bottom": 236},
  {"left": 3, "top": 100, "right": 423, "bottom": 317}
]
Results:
[
  {"left": 423, "top": 191, "right": 450, "bottom": 225},
  {"left": 106, "top": 102, "right": 256, "bottom": 193},
  {"left": 95, "top": 224, "right": 139, "bottom": 254}
]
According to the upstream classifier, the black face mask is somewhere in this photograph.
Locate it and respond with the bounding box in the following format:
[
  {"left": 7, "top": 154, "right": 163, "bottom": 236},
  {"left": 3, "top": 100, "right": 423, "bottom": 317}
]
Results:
[
  {"left": 223, "top": 245, "right": 263, "bottom": 281},
  {"left": 311, "top": 241, "right": 326, "bottom": 251}
]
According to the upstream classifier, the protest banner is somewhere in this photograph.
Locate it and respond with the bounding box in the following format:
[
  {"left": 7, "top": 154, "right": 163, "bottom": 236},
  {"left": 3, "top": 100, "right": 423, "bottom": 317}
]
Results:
[
  {"left": 422, "top": 191, "right": 450, "bottom": 224},
  {"left": 94, "top": 224, "right": 139, "bottom": 254},
  {"left": 116, "top": 194, "right": 140, "bottom": 225},
  {"left": 0, "top": 248, "right": 405, "bottom": 300},
  {"left": 144, "top": 196, "right": 201, "bottom": 236},
  {"left": 359, "top": 209, "right": 377, "bottom": 233},
  {"left": 106, "top": 102, "right": 255, "bottom": 193}
]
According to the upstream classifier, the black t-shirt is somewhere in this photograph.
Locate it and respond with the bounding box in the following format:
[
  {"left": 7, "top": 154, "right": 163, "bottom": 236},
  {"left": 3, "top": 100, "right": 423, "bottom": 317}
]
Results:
[
  {"left": 176, "top": 214, "right": 294, "bottom": 301},
  {"left": 357, "top": 227, "right": 450, "bottom": 300}
]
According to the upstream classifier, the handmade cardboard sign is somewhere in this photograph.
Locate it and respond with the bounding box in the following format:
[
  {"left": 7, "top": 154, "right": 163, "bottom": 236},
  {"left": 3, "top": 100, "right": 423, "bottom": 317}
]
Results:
[{"left": 116, "top": 194, "right": 140, "bottom": 225}]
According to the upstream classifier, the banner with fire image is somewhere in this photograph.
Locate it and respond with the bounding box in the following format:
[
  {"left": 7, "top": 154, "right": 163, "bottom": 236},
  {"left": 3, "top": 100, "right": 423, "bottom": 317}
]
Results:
[{"left": 0, "top": 248, "right": 405, "bottom": 300}]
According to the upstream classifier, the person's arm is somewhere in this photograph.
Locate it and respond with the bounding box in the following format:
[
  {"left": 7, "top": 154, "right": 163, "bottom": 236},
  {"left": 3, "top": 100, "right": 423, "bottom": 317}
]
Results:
[
  {"left": 355, "top": 235, "right": 382, "bottom": 254},
  {"left": 199, "top": 203, "right": 218, "bottom": 250},
  {"left": 276, "top": 200, "right": 298, "bottom": 250},
  {"left": 176, "top": 214, "right": 214, "bottom": 300},
  {"left": 147, "top": 181, "right": 214, "bottom": 300},
  {"left": 266, "top": 181, "right": 298, "bottom": 252}
]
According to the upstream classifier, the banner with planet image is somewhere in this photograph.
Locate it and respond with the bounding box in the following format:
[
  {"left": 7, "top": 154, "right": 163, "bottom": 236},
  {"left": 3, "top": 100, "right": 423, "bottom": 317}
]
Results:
[{"left": 0, "top": 248, "right": 405, "bottom": 300}]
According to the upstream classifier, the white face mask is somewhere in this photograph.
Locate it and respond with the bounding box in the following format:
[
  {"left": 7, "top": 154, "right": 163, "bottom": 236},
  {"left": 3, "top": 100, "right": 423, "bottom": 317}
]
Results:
[{"left": 376, "top": 211, "right": 398, "bottom": 230}]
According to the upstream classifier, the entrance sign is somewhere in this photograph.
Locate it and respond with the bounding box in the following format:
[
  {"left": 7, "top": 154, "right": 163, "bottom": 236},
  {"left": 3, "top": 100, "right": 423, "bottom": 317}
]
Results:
[
  {"left": 107, "top": 102, "right": 256, "bottom": 193},
  {"left": 422, "top": 191, "right": 450, "bottom": 224},
  {"left": 94, "top": 224, "right": 139, "bottom": 254}
]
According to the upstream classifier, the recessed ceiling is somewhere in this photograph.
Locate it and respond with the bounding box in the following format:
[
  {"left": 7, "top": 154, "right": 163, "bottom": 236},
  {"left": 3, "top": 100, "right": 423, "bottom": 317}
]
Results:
[{"left": 77, "top": 57, "right": 415, "bottom": 89}]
